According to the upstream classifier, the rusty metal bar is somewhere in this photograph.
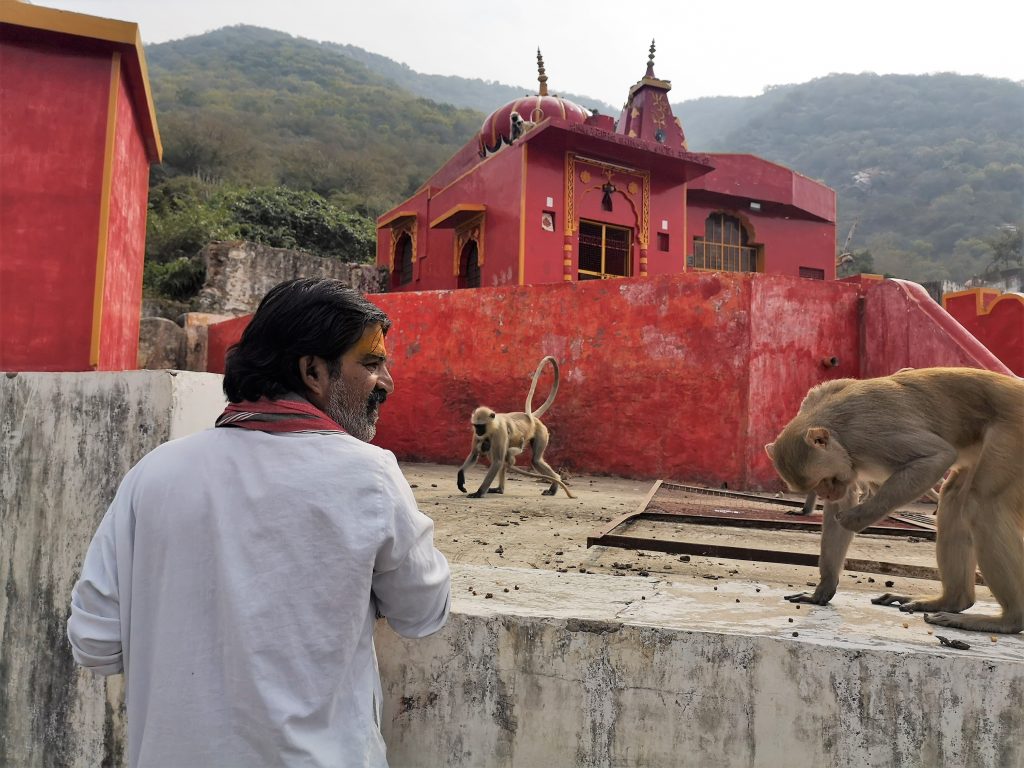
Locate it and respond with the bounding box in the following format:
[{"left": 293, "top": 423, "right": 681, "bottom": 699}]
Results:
[
  {"left": 587, "top": 534, "right": 984, "bottom": 584},
  {"left": 587, "top": 481, "right": 981, "bottom": 584}
]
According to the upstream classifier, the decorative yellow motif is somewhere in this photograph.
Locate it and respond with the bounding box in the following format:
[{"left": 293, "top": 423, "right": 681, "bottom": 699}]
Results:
[
  {"left": 389, "top": 218, "right": 416, "bottom": 272},
  {"left": 564, "top": 153, "right": 650, "bottom": 246},
  {"left": 565, "top": 153, "right": 576, "bottom": 236},
  {"left": 453, "top": 213, "right": 485, "bottom": 276},
  {"left": 651, "top": 92, "right": 667, "bottom": 128},
  {"left": 631, "top": 106, "right": 640, "bottom": 119},
  {"left": 640, "top": 174, "right": 650, "bottom": 248}
]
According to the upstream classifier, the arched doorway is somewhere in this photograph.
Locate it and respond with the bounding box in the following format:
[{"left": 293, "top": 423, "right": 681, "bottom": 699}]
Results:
[
  {"left": 391, "top": 233, "right": 413, "bottom": 288},
  {"left": 457, "top": 241, "right": 481, "bottom": 289}
]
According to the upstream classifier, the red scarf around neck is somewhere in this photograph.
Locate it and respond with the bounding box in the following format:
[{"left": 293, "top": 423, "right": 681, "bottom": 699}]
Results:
[{"left": 215, "top": 398, "right": 345, "bottom": 434}]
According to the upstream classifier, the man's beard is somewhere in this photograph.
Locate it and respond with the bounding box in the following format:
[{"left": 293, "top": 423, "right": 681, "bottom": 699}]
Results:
[{"left": 324, "top": 378, "right": 380, "bottom": 443}]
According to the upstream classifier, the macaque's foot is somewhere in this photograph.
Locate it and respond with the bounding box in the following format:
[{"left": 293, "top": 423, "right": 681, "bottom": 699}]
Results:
[
  {"left": 925, "top": 611, "right": 1023, "bottom": 634},
  {"left": 784, "top": 586, "right": 835, "bottom": 606},
  {"left": 541, "top": 487, "right": 557, "bottom": 496},
  {"left": 456, "top": 472, "right": 466, "bottom": 493},
  {"left": 487, "top": 488, "right": 503, "bottom": 494},
  {"left": 871, "top": 593, "right": 972, "bottom": 613},
  {"left": 785, "top": 508, "right": 812, "bottom": 516},
  {"left": 468, "top": 490, "right": 485, "bottom": 499}
]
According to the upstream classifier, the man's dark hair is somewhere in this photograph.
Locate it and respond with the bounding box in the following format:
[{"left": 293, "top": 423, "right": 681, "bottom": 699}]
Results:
[{"left": 223, "top": 278, "right": 391, "bottom": 403}]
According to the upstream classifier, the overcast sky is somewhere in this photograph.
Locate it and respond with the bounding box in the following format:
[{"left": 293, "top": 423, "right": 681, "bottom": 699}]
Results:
[{"left": 40, "top": 0, "right": 1024, "bottom": 105}]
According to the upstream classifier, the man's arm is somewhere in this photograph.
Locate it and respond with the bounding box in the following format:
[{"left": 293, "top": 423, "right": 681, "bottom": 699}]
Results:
[
  {"left": 372, "top": 455, "right": 451, "bottom": 638},
  {"left": 67, "top": 506, "right": 124, "bottom": 675}
]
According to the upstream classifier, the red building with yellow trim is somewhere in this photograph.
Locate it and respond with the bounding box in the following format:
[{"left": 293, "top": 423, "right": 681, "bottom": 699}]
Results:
[
  {"left": 377, "top": 45, "right": 836, "bottom": 290},
  {"left": 0, "top": 0, "right": 161, "bottom": 371}
]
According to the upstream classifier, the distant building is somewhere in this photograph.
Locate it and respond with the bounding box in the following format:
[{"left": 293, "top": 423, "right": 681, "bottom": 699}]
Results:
[{"left": 377, "top": 44, "right": 836, "bottom": 291}]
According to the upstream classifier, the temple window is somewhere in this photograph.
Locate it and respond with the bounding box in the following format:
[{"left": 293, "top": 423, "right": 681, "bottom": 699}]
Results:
[
  {"left": 578, "top": 220, "right": 632, "bottom": 280},
  {"left": 689, "top": 213, "right": 760, "bottom": 273},
  {"left": 799, "top": 267, "right": 825, "bottom": 280},
  {"left": 458, "top": 241, "right": 481, "bottom": 288}
]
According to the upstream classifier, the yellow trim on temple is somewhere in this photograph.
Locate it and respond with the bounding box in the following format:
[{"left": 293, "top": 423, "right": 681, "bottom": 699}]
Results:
[
  {"left": 518, "top": 144, "right": 528, "bottom": 285},
  {"left": 941, "top": 287, "right": 999, "bottom": 314},
  {"left": 429, "top": 204, "right": 486, "bottom": 229},
  {"left": 89, "top": 51, "right": 121, "bottom": 368},
  {"left": 0, "top": 1, "right": 162, "bottom": 162},
  {"left": 377, "top": 210, "right": 418, "bottom": 228}
]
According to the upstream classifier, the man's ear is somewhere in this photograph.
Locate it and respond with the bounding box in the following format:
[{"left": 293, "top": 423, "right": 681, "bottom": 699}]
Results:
[
  {"left": 298, "top": 355, "right": 330, "bottom": 400},
  {"left": 804, "top": 427, "right": 831, "bottom": 448}
]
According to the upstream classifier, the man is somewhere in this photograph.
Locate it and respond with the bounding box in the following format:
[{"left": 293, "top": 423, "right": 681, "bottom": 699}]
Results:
[{"left": 68, "top": 278, "right": 451, "bottom": 767}]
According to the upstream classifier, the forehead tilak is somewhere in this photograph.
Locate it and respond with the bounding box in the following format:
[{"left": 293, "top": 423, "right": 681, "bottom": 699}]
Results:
[{"left": 355, "top": 324, "right": 387, "bottom": 358}]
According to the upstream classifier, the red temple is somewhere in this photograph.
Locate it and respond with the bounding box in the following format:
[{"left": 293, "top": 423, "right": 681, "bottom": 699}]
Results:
[{"left": 377, "top": 44, "right": 837, "bottom": 290}]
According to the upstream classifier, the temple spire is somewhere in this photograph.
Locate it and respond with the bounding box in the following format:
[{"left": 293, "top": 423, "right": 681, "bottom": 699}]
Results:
[
  {"left": 645, "top": 39, "right": 656, "bottom": 78},
  {"left": 537, "top": 48, "right": 548, "bottom": 96}
]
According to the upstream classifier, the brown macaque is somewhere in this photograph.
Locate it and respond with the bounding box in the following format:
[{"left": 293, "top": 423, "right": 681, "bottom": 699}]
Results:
[
  {"left": 765, "top": 367, "right": 1024, "bottom": 634},
  {"left": 457, "top": 356, "right": 574, "bottom": 499}
]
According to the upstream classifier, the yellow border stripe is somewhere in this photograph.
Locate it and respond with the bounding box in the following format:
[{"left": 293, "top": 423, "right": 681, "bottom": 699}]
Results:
[
  {"left": 377, "top": 209, "right": 417, "bottom": 228},
  {"left": 0, "top": 3, "right": 161, "bottom": 162},
  {"left": 89, "top": 52, "right": 120, "bottom": 368},
  {"left": 429, "top": 203, "right": 486, "bottom": 230},
  {"left": 518, "top": 144, "right": 527, "bottom": 285}
]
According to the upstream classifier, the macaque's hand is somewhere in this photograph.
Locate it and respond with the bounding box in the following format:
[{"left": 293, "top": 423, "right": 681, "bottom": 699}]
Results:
[
  {"left": 456, "top": 471, "right": 467, "bottom": 493},
  {"left": 834, "top": 501, "right": 882, "bottom": 533}
]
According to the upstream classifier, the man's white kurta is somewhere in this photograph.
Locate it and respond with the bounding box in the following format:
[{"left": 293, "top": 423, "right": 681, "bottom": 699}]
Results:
[{"left": 68, "top": 428, "right": 451, "bottom": 767}]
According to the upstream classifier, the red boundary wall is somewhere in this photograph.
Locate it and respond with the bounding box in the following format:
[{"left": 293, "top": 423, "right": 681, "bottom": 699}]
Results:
[
  {"left": 207, "top": 273, "right": 1016, "bottom": 489},
  {"left": 861, "top": 280, "right": 1012, "bottom": 378},
  {"left": 942, "top": 289, "right": 1024, "bottom": 376}
]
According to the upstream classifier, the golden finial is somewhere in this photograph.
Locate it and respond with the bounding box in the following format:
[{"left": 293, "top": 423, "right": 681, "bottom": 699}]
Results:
[
  {"left": 645, "top": 39, "right": 656, "bottom": 78},
  {"left": 537, "top": 48, "right": 549, "bottom": 97}
]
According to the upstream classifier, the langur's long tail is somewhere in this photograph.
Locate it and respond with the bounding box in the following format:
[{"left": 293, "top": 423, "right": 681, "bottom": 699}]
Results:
[
  {"left": 507, "top": 464, "right": 575, "bottom": 498},
  {"left": 525, "top": 356, "right": 560, "bottom": 419}
]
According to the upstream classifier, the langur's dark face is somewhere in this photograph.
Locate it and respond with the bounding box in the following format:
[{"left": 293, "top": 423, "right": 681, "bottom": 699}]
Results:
[{"left": 471, "top": 408, "right": 495, "bottom": 437}]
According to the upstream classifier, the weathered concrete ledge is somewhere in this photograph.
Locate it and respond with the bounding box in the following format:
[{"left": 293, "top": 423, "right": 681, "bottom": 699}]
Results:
[
  {"left": 377, "top": 564, "right": 1024, "bottom": 768},
  {"left": 4, "top": 371, "right": 1021, "bottom": 767},
  {"left": 0, "top": 371, "right": 226, "bottom": 767}
]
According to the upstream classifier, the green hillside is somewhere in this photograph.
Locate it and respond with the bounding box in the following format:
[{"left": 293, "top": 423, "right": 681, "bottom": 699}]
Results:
[
  {"left": 143, "top": 26, "right": 1023, "bottom": 288},
  {"left": 676, "top": 74, "right": 1024, "bottom": 280},
  {"left": 147, "top": 25, "right": 482, "bottom": 213},
  {"left": 322, "top": 40, "right": 618, "bottom": 116}
]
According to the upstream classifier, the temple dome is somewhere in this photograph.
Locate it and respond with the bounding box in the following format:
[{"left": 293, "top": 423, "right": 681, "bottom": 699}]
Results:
[
  {"left": 478, "top": 95, "right": 588, "bottom": 156},
  {"left": 477, "top": 50, "right": 589, "bottom": 156}
]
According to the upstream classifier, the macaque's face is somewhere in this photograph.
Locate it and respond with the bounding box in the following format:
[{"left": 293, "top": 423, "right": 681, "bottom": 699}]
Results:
[{"left": 766, "top": 428, "right": 855, "bottom": 500}]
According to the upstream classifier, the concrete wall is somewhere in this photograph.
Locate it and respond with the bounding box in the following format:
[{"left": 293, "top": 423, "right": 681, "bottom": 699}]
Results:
[
  {"left": 4, "top": 373, "right": 1022, "bottom": 767},
  {"left": 193, "top": 241, "right": 388, "bottom": 316},
  {"left": 378, "top": 565, "right": 1024, "bottom": 768},
  {"left": 0, "top": 371, "right": 225, "bottom": 767}
]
